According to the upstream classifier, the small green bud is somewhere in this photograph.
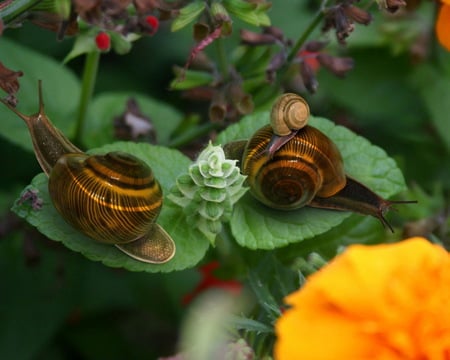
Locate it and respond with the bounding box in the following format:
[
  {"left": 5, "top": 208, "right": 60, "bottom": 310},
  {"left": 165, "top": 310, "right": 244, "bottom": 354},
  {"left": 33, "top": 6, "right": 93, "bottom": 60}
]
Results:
[{"left": 168, "top": 142, "right": 248, "bottom": 244}]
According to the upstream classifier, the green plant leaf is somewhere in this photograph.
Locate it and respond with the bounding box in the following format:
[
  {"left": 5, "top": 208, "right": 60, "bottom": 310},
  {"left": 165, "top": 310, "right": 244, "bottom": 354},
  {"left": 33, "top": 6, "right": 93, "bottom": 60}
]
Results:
[
  {"left": 227, "top": 315, "right": 273, "bottom": 334},
  {"left": 216, "top": 112, "right": 407, "bottom": 250},
  {"left": 223, "top": 0, "right": 271, "bottom": 26},
  {"left": 83, "top": 92, "right": 183, "bottom": 148},
  {"left": 12, "top": 142, "right": 210, "bottom": 273},
  {"left": 171, "top": 1, "right": 205, "bottom": 32},
  {"left": 409, "top": 64, "right": 450, "bottom": 152},
  {"left": 63, "top": 30, "right": 98, "bottom": 63},
  {"left": 0, "top": 37, "right": 80, "bottom": 152},
  {"left": 170, "top": 68, "right": 215, "bottom": 90}
]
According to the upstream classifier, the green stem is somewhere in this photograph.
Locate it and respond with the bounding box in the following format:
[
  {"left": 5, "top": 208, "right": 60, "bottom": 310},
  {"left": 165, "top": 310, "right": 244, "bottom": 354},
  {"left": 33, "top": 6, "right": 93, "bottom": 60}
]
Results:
[
  {"left": 167, "top": 121, "right": 221, "bottom": 148},
  {"left": 215, "top": 36, "right": 229, "bottom": 81},
  {"left": 74, "top": 51, "right": 100, "bottom": 145},
  {"left": 0, "top": 0, "right": 43, "bottom": 24},
  {"left": 286, "top": 9, "right": 325, "bottom": 64}
]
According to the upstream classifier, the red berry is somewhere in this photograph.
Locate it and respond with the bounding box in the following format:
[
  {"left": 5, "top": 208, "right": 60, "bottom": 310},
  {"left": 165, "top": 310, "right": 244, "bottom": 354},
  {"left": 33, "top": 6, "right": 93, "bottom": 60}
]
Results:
[
  {"left": 95, "top": 32, "right": 110, "bottom": 51},
  {"left": 145, "top": 15, "right": 159, "bottom": 35}
]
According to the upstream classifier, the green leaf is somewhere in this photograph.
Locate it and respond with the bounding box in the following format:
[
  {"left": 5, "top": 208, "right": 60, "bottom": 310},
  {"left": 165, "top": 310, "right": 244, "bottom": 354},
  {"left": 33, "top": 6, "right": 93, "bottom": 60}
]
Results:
[
  {"left": 227, "top": 315, "right": 273, "bottom": 334},
  {"left": 409, "top": 64, "right": 450, "bottom": 152},
  {"left": 63, "top": 30, "right": 98, "bottom": 63},
  {"left": 171, "top": 1, "right": 206, "bottom": 32},
  {"left": 170, "top": 67, "right": 215, "bottom": 90},
  {"left": 83, "top": 92, "right": 183, "bottom": 148},
  {"left": 0, "top": 38, "right": 80, "bottom": 152},
  {"left": 223, "top": 0, "right": 271, "bottom": 26},
  {"left": 216, "top": 112, "right": 407, "bottom": 250},
  {"left": 12, "top": 142, "right": 210, "bottom": 273}
]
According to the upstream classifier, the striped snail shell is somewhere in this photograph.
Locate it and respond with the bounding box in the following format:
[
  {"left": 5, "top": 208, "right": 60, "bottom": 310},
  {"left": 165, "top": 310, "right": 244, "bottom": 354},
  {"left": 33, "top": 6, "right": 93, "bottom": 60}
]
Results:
[
  {"left": 270, "top": 93, "right": 310, "bottom": 136},
  {"left": 242, "top": 124, "right": 346, "bottom": 210},
  {"left": 1, "top": 81, "right": 175, "bottom": 264},
  {"left": 223, "top": 94, "right": 416, "bottom": 231}
]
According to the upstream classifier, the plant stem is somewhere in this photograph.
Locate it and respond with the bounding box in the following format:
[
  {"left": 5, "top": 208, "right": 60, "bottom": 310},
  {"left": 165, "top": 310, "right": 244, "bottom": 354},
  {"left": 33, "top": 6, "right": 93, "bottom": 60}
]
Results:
[
  {"left": 167, "top": 121, "right": 222, "bottom": 148},
  {"left": 286, "top": 9, "right": 325, "bottom": 65},
  {"left": 74, "top": 51, "right": 100, "bottom": 145},
  {"left": 215, "top": 36, "right": 229, "bottom": 81}
]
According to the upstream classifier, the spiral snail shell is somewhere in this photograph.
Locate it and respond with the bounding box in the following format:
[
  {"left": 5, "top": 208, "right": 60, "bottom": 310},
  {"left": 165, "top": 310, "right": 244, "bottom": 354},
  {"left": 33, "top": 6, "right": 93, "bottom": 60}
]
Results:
[
  {"left": 1, "top": 81, "right": 175, "bottom": 264},
  {"left": 270, "top": 93, "right": 309, "bottom": 136},
  {"left": 266, "top": 93, "right": 310, "bottom": 157},
  {"left": 224, "top": 93, "right": 415, "bottom": 231},
  {"left": 242, "top": 124, "right": 346, "bottom": 210}
]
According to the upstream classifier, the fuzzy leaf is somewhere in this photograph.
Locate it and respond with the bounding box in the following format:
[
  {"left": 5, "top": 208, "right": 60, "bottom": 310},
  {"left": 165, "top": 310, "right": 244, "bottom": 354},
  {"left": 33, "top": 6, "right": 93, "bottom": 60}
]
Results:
[
  {"left": 12, "top": 142, "right": 209, "bottom": 272},
  {"left": 171, "top": 1, "right": 205, "bottom": 32},
  {"left": 216, "top": 112, "right": 408, "bottom": 250}
]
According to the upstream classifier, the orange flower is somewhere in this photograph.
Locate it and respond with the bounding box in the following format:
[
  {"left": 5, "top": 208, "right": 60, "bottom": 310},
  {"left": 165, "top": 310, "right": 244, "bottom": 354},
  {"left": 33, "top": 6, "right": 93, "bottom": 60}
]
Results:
[
  {"left": 274, "top": 238, "right": 450, "bottom": 360},
  {"left": 436, "top": 0, "right": 450, "bottom": 51}
]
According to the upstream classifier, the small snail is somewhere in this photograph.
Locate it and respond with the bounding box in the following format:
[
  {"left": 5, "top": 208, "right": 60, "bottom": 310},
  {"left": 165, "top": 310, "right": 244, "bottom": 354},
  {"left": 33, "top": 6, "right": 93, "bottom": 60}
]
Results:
[
  {"left": 266, "top": 93, "right": 310, "bottom": 157},
  {"left": 224, "top": 93, "right": 415, "bottom": 231},
  {"left": 1, "top": 81, "right": 175, "bottom": 264}
]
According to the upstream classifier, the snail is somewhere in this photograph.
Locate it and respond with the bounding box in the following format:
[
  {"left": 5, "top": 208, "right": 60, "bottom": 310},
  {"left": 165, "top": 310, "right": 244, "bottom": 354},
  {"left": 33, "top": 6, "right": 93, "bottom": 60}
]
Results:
[
  {"left": 266, "top": 93, "right": 310, "bottom": 157},
  {"left": 1, "top": 81, "right": 175, "bottom": 264},
  {"left": 224, "top": 93, "right": 415, "bottom": 232}
]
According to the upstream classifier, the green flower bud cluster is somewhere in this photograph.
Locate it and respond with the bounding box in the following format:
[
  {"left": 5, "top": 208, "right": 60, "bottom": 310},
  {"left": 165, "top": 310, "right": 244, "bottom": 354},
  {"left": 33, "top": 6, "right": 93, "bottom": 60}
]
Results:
[{"left": 168, "top": 142, "right": 247, "bottom": 244}]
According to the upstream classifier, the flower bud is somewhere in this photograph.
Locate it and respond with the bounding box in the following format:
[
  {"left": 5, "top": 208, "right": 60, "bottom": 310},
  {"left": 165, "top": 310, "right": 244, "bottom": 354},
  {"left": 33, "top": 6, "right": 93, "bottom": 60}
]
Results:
[
  {"left": 95, "top": 31, "right": 110, "bottom": 51},
  {"left": 300, "top": 61, "right": 318, "bottom": 93},
  {"left": 168, "top": 142, "right": 248, "bottom": 244},
  {"left": 317, "top": 53, "right": 354, "bottom": 77},
  {"left": 145, "top": 15, "right": 159, "bottom": 35}
]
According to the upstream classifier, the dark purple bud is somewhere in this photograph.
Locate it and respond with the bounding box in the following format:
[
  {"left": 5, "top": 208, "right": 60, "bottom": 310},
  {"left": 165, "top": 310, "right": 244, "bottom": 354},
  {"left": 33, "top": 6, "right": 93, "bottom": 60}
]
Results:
[
  {"left": 304, "top": 40, "right": 328, "bottom": 52},
  {"left": 226, "top": 82, "right": 254, "bottom": 115},
  {"left": 300, "top": 61, "right": 319, "bottom": 93},
  {"left": 380, "top": 0, "right": 407, "bottom": 13},
  {"left": 266, "top": 51, "right": 287, "bottom": 82},
  {"left": 263, "top": 26, "right": 286, "bottom": 43},
  {"left": 317, "top": 53, "right": 354, "bottom": 77},
  {"left": 240, "top": 29, "right": 277, "bottom": 45},
  {"left": 343, "top": 4, "right": 372, "bottom": 25},
  {"left": 193, "top": 22, "right": 210, "bottom": 42}
]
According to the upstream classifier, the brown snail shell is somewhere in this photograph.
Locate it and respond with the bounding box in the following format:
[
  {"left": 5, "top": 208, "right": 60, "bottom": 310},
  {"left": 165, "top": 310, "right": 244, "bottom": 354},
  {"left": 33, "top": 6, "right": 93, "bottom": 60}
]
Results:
[
  {"left": 270, "top": 93, "right": 310, "bottom": 136},
  {"left": 223, "top": 96, "right": 416, "bottom": 231},
  {"left": 1, "top": 81, "right": 175, "bottom": 264},
  {"left": 242, "top": 124, "right": 346, "bottom": 210}
]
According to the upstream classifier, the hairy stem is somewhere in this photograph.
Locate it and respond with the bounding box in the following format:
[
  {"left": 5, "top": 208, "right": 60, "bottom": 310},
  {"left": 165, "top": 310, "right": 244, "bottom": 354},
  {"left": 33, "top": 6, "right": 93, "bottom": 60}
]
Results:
[
  {"left": 286, "top": 9, "right": 326, "bottom": 64},
  {"left": 74, "top": 51, "right": 100, "bottom": 145}
]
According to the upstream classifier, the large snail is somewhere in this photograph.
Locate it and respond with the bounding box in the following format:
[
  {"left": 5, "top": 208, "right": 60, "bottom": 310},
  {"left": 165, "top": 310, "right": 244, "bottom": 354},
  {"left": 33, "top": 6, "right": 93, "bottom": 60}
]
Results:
[
  {"left": 224, "top": 93, "right": 415, "bottom": 231},
  {"left": 1, "top": 82, "right": 175, "bottom": 264}
]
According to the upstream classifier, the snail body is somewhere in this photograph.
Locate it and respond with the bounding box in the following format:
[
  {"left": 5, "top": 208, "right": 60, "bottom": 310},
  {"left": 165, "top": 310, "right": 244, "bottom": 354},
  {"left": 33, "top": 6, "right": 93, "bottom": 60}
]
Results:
[
  {"left": 1, "top": 82, "right": 175, "bottom": 263},
  {"left": 224, "top": 93, "right": 415, "bottom": 231}
]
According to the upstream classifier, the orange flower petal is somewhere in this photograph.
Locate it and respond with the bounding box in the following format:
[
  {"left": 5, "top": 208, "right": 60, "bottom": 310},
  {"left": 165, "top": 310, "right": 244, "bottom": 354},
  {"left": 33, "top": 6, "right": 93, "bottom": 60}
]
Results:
[
  {"left": 274, "top": 238, "right": 450, "bottom": 360},
  {"left": 436, "top": 3, "right": 450, "bottom": 51}
]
